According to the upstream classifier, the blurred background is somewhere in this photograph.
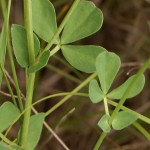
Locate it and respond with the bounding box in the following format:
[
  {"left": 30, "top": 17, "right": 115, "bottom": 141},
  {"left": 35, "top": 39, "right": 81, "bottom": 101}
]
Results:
[{"left": 0, "top": 0, "right": 150, "bottom": 149}]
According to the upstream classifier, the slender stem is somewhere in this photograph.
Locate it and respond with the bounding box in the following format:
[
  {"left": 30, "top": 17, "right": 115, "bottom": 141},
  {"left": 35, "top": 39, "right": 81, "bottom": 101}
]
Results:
[
  {"left": 20, "top": 74, "right": 35, "bottom": 148},
  {"left": 103, "top": 97, "right": 109, "bottom": 115},
  {"left": 6, "top": 92, "right": 89, "bottom": 136},
  {"left": 93, "top": 132, "right": 107, "bottom": 150},
  {"left": 20, "top": 0, "right": 35, "bottom": 148},
  {"left": 44, "top": 0, "right": 80, "bottom": 51},
  {"left": 1, "top": 92, "right": 85, "bottom": 148},
  {"left": 23, "top": 0, "right": 35, "bottom": 64},
  {"left": 94, "top": 57, "right": 150, "bottom": 149},
  {"left": 34, "top": 92, "right": 88, "bottom": 107},
  {"left": 133, "top": 122, "right": 150, "bottom": 141},
  {"left": 1, "top": 0, "right": 24, "bottom": 111},
  {"left": 50, "top": 45, "right": 60, "bottom": 56},
  {"left": 0, "top": 132, "right": 16, "bottom": 146},
  {"left": 0, "top": 0, "right": 7, "bottom": 18},
  {"left": 45, "top": 73, "right": 97, "bottom": 116},
  {"left": 108, "top": 99, "right": 150, "bottom": 124}
]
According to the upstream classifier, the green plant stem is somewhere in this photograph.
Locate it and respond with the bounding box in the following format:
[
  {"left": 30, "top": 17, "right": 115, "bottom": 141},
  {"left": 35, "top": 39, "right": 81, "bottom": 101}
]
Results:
[
  {"left": 44, "top": 0, "right": 80, "bottom": 51},
  {"left": 94, "top": 57, "right": 150, "bottom": 149},
  {"left": 20, "top": 74, "right": 35, "bottom": 148},
  {"left": 20, "top": 0, "right": 35, "bottom": 148},
  {"left": 50, "top": 45, "right": 60, "bottom": 56},
  {"left": 93, "top": 132, "right": 106, "bottom": 150},
  {"left": 133, "top": 122, "right": 150, "bottom": 141},
  {"left": 1, "top": 0, "right": 24, "bottom": 112},
  {"left": 23, "top": 0, "right": 35, "bottom": 64},
  {"left": 108, "top": 99, "right": 150, "bottom": 124},
  {"left": 0, "top": 0, "right": 7, "bottom": 18},
  {"left": 34, "top": 92, "right": 88, "bottom": 106},
  {"left": 103, "top": 97, "right": 109, "bottom": 115},
  {"left": 46, "top": 64, "right": 81, "bottom": 84},
  {"left": 35, "top": 94, "right": 150, "bottom": 126},
  {"left": 0, "top": 132, "right": 16, "bottom": 146},
  {"left": 45, "top": 73, "right": 97, "bottom": 116}
]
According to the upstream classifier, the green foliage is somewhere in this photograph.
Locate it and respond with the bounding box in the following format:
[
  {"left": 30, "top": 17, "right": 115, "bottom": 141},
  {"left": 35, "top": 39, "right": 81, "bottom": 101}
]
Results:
[
  {"left": 61, "top": 45, "right": 106, "bottom": 73},
  {"left": 89, "top": 52, "right": 145, "bottom": 102},
  {"left": 59, "top": 0, "right": 104, "bottom": 73},
  {"left": 107, "top": 74, "right": 145, "bottom": 99},
  {"left": 27, "top": 113, "right": 45, "bottom": 150},
  {"left": 97, "top": 114, "right": 111, "bottom": 133},
  {"left": 29, "top": 50, "right": 50, "bottom": 73},
  {"left": 89, "top": 79, "right": 103, "bottom": 103},
  {"left": 89, "top": 51, "right": 145, "bottom": 139},
  {"left": 112, "top": 111, "right": 139, "bottom": 130},
  {"left": 61, "top": 1, "right": 103, "bottom": 44},
  {"left": 11, "top": 24, "right": 40, "bottom": 67},
  {"left": 32, "top": 0, "right": 58, "bottom": 43},
  {"left": 0, "top": 102, "right": 20, "bottom": 132}
]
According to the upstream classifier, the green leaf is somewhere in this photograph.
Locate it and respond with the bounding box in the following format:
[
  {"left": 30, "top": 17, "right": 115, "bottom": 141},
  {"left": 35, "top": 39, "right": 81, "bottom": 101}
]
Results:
[
  {"left": 61, "top": 1, "right": 103, "bottom": 44},
  {"left": 107, "top": 74, "right": 145, "bottom": 100},
  {"left": 112, "top": 111, "right": 139, "bottom": 130},
  {"left": 0, "top": 25, "right": 7, "bottom": 87},
  {"left": 0, "top": 142, "right": 11, "bottom": 150},
  {"left": 61, "top": 45, "right": 106, "bottom": 73},
  {"left": 27, "top": 113, "right": 45, "bottom": 150},
  {"left": 11, "top": 24, "right": 40, "bottom": 67},
  {"left": 0, "top": 102, "right": 20, "bottom": 132},
  {"left": 32, "top": 0, "right": 58, "bottom": 43},
  {"left": 89, "top": 79, "right": 103, "bottom": 103},
  {"left": 97, "top": 114, "right": 111, "bottom": 133},
  {"left": 96, "top": 52, "right": 121, "bottom": 94},
  {"left": 29, "top": 50, "right": 50, "bottom": 73}
]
